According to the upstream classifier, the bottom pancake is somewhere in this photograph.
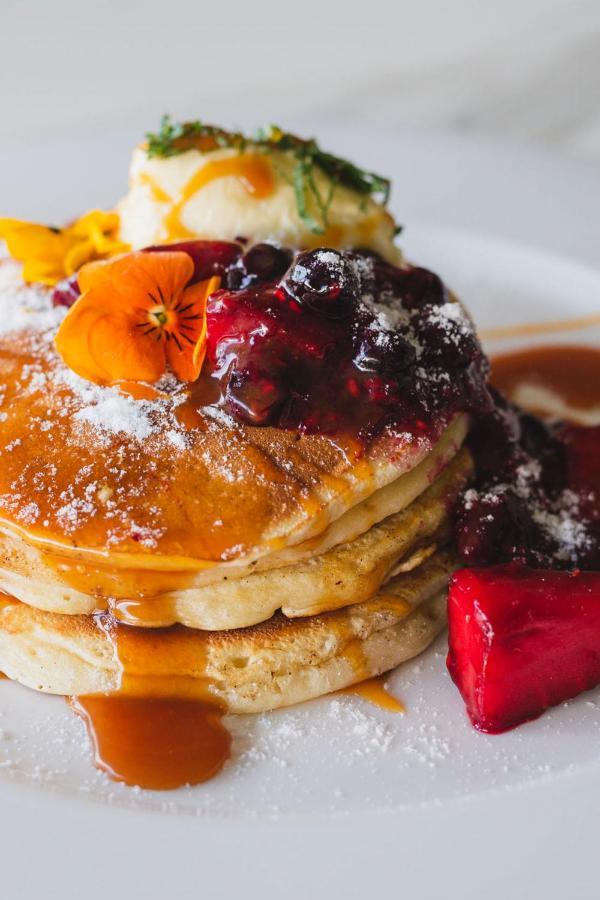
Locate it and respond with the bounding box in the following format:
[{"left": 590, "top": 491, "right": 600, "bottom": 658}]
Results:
[{"left": 0, "top": 550, "right": 454, "bottom": 714}]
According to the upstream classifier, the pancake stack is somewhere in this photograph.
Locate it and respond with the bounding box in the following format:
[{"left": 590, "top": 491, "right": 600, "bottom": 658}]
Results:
[{"left": 0, "top": 252, "right": 472, "bottom": 713}]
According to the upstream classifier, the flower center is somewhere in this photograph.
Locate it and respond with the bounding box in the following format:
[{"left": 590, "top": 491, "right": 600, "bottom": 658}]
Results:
[{"left": 147, "top": 303, "right": 175, "bottom": 334}]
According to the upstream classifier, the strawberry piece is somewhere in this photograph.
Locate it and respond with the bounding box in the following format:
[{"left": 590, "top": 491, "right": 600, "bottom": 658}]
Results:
[{"left": 447, "top": 565, "right": 600, "bottom": 733}]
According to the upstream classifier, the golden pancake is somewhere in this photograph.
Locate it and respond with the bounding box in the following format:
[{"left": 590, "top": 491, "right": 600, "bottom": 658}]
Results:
[
  {"left": 0, "top": 550, "right": 454, "bottom": 713},
  {"left": 0, "top": 120, "right": 492, "bottom": 792},
  {"left": 0, "top": 257, "right": 468, "bottom": 603},
  {"left": 0, "top": 447, "right": 471, "bottom": 629}
]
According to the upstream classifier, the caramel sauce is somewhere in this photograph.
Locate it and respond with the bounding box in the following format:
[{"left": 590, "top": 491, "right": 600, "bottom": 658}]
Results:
[
  {"left": 491, "top": 345, "right": 600, "bottom": 417},
  {"left": 339, "top": 594, "right": 413, "bottom": 707},
  {"left": 70, "top": 695, "right": 230, "bottom": 790},
  {"left": 115, "top": 380, "right": 166, "bottom": 401},
  {"left": 42, "top": 551, "right": 197, "bottom": 602},
  {"left": 341, "top": 638, "right": 370, "bottom": 681},
  {"left": 109, "top": 596, "right": 179, "bottom": 628},
  {"left": 0, "top": 341, "right": 370, "bottom": 576},
  {"left": 71, "top": 615, "right": 231, "bottom": 790},
  {"left": 136, "top": 172, "right": 172, "bottom": 204},
  {"left": 163, "top": 155, "right": 275, "bottom": 241},
  {"left": 342, "top": 676, "right": 405, "bottom": 713}
]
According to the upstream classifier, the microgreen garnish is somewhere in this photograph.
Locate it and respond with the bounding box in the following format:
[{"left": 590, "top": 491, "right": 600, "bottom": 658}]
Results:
[{"left": 145, "top": 116, "right": 392, "bottom": 234}]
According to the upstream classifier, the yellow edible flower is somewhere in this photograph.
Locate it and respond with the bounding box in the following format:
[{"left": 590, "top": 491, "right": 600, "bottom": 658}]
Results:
[{"left": 0, "top": 210, "right": 129, "bottom": 286}]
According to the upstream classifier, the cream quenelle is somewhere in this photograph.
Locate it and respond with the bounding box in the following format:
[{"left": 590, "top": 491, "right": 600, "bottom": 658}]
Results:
[{"left": 117, "top": 119, "right": 401, "bottom": 261}]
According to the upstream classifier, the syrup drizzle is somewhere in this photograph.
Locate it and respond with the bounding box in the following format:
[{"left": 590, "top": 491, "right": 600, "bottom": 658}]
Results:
[
  {"left": 162, "top": 155, "right": 274, "bottom": 241},
  {"left": 70, "top": 615, "right": 231, "bottom": 790},
  {"left": 342, "top": 676, "right": 405, "bottom": 713},
  {"left": 70, "top": 695, "right": 230, "bottom": 790}
]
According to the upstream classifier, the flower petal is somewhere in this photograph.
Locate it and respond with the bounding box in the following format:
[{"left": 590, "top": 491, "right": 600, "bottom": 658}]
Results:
[
  {"left": 78, "top": 250, "right": 194, "bottom": 311},
  {"left": 55, "top": 289, "right": 165, "bottom": 385},
  {"left": 0, "top": 221, "right": 71, "bottom": 284},
  {"left": 166, "top": 275, "right": 220, "bottom": 382}
]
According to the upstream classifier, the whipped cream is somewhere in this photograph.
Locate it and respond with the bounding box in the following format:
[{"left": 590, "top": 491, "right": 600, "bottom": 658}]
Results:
[{"left": 118, "top": 146, "right": 401, "bottom": 263}]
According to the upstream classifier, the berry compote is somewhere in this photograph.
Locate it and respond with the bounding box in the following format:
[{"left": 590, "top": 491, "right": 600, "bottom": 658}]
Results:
[
  {"left": 57, "top": 238, "right": 492, "bottom": 441},
  {"left": 455, "top": 389, "right": 600, "bottom": 570},
  {"left": 187, "top": 243, "right": 491, "bottom": 439}
]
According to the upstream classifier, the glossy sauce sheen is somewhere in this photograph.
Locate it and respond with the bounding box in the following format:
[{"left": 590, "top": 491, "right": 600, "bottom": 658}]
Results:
[
  {"left": 70, "top": 695, "right": 231, "bottom": 790},
  {"left": 342, "top": 676, "right": 405, "bottom": 713},
  {"left": 71, "top": 616, "right": 231, "bottom": 790},
  {"left": 159, "top": 155, "right": 275, "bottom": 241},
  {"left": 491, "top": 344, "right": 600, "bottom": 412}
]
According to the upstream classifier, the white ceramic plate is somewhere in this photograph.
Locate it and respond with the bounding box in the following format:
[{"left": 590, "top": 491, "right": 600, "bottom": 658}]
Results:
[{"left": 0, "top": 128, "right": 599, "bottom": 899}]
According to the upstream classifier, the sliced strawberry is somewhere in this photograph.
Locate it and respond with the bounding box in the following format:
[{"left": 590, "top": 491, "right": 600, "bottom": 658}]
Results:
[{"left": 447, "top": 565, "right": 600, "bottom": 733}]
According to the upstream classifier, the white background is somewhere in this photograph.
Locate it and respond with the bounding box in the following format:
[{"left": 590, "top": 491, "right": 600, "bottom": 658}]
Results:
[
  {"left": 1, "top": 5, "right": 600, "bottom": 899},
  {"left": 1, "top": 0, "right": 600, "bottom": 165}
]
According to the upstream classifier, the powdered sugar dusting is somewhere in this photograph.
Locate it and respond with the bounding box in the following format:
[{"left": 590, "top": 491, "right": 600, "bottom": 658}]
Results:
[
  {"left": 0, "top": 256, "right": 66, "bottom": 336},
  {"left": 2, "top": 638, "right": 599, "bottom": 820}
]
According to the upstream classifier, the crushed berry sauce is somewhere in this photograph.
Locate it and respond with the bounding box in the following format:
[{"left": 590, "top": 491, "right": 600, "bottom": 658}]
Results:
[
  {"left": 51, "top": 238, "right": 599, "bottom": 571},
  {"left": 195, "top": 243, "right": 492, "bottom": 440},
  {"left": 455, "top": 389, "right": 600, "bottom": 570},
  {"left": 51, "top": 273, "right": 81, "bottom": 308},
  {"left": 53, "top": 238, "right": 491, "bottom": 444}
]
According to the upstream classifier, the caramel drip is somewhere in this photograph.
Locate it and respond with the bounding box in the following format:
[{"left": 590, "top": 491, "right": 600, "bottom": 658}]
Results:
[
  {"left": 115, "top": 380, "right": 166, "bottom": 401},
  {"left": 341, "top": 637, "right": 370, "bottom": 680},
  {"left": 136, "top": 172, "right": 172, "bottom": 204},
  {"left": 339, "top": 589, "right": 413, "bottom": 696},
  {"left": 109, "top": 596, "right": 179, "bottom": 629},
  {"left": 163, "top": 155, "right": 275, "bottom": 241},
  {"left": 42, "top": 551, "right": 197, "bottom": 602},
  {"left": 70, "top": 695, "right": 231, "bottom": 790},
  {"left": 342, "top": 676, "right": 405, "bottom": 713},
  {"left": 491, "top": 345, "right": 600, "bottom": 415},
  {"left": 70, "top": 615, "right": 231, "bottom": 790},
  {"left": 0, "top": 343, "right": 366, "bottom": 567}
]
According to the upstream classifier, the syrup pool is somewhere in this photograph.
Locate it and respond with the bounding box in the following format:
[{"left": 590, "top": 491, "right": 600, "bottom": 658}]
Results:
[
  {"left": 491, "top": 344, "right": 600, "bottom": 421},
  {"left": 70, "top": 695, "right": 231, "bottom": 790},
  {"left": 69, "top": 614, "right": 232, "bottom": 790}
]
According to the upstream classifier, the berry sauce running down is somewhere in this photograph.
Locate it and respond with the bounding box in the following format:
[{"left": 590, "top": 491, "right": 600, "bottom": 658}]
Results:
[{"left": 455, "top": 390, "right": 600, "bottom": 570}]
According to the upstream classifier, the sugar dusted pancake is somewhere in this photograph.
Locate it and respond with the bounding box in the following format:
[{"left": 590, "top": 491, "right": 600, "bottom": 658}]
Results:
[
  {"left": 0, "top": 257, "right": 471, "bottom": 616},
  {"left": 0, "top": 447, "right": 470, "bottom": 628},
  {"left": 0, "top": 550, "right": 454, "bottom": 713},
  {"left": 0, "top": 119, "right": 497, "bottom": 792}
]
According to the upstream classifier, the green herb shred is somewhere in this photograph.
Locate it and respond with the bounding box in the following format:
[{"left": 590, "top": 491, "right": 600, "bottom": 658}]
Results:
[{"left": 145, "top": 116, "right": 391, "bottom": 234}]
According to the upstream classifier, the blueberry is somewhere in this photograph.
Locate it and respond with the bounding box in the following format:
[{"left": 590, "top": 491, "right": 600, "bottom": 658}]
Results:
[
  {"left": 353, "top": 326, "right": 416, "bottom": 375},
  {"left": 413, "top": 302, "right": 479, "bottom": 368},
  {"left": 280, "top": 249, "right": 359, "bottom": 317},
  {"left": 226, "top": 243, "right": 293, "bottom": 290}
]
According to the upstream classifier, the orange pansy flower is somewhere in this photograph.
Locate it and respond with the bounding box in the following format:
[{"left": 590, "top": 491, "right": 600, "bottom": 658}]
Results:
[
  {"left": 54, "top": 251, "right": 220, "bottom": 385},
  {"left": 0, "top": 210, "right": 128, "bottom": 286}
]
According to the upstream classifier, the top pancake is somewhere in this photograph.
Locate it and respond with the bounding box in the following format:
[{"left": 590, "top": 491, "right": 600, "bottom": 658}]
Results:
[{"left": 0, "top": 257, "right": 466, "bottom": 568}]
